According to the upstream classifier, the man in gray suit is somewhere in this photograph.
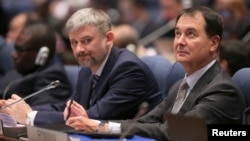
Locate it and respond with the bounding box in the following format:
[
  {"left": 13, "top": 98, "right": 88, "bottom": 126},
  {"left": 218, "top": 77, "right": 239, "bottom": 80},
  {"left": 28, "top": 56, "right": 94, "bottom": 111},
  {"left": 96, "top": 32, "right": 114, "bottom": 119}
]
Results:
[{"left": 64, "top": 6, "right": 246, "bottom": 141}]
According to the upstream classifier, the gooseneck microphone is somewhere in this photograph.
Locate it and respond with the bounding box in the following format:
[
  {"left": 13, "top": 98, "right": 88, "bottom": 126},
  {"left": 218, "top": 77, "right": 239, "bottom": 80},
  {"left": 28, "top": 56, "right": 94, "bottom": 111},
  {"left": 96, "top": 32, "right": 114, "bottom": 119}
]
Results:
[
  {"left": 0, "top": 80, "right": 60, "bottom": 110},
  {"left": 119, "top": 102, "right": 149, "bottom": 140}
]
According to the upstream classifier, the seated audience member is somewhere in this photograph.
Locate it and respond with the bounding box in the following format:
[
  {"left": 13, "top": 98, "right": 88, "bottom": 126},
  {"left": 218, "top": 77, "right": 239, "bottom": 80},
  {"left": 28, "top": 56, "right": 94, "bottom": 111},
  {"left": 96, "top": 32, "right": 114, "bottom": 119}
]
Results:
[
  {"left": 0, "top": 36, "right": 14, "bottom": 78},
  {"left": 218, "top": 39, "right": 250, "bottom": 76},
  {"left": 0, "top": 23, "right": 71, "bottom": 106},
  {"left": 62, "top": 6, "right": 246, "bottom": 141},
  {"left": 213, "top": 0, "right": 250, "bottom": 40},
  {"left": 6, "top": 11, "right": 66, "bottom": 63},
  {"left": 5, "top": 12, "right": 40, "bottom": 44},
  {"left": 0, "top": 12, "right": 40, "bottom": 78},
  {"left": 112, "top": 24, "right": 156, "bottom": 57},
  {"left": 0, "top": 8, "right": 162, "bottom": 125}
]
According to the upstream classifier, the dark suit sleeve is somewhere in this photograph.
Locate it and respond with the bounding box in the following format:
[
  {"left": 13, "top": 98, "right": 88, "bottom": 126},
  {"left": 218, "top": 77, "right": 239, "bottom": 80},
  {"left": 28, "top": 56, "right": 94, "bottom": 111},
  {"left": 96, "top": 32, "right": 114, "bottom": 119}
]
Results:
[
  {"left": 32, "top": 102, "right": 66, "bottom": 125},
  {"left": 26, "top": 64, "right": 71, "bottom": 106},
  {"left": 119, "top": 99, "right": 171, "bottom": 141}
]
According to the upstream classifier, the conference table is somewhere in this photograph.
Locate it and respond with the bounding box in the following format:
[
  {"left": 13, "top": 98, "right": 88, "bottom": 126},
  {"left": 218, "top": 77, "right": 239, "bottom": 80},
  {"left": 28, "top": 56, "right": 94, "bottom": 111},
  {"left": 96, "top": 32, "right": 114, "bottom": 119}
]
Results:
[
  {"left": 0, "top": 134, "right": 156, "bottom": 141},
  {"left": 0, "top": 125, "right": 156, "bottom": 141}
]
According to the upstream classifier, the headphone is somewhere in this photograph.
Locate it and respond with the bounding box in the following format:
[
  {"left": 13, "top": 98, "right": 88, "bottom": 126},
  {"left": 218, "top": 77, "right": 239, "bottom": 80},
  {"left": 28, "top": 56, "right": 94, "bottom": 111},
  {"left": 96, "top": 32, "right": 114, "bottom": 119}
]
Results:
[{"left": 35, "top": 46, "right": 50, "bottom": 66}]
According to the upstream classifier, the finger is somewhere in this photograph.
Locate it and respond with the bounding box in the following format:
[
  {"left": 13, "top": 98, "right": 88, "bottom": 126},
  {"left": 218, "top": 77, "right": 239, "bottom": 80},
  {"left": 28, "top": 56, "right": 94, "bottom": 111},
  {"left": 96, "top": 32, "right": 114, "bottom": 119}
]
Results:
[
  {"left": 66, "top": 117, "right": 84, "bottom": 131},
  {"left": 72, "top": 101, "right": 83, "bottom": 109},
  {"left": 70, "top": 104, "right": 83, "bottom": 116},
  {"left": 0, "top": 100, "right": 6, "bottom": 107},
  {"left": 63, "top": 108, "right": 69, "bottom": 120},
  {"left": 66, "top": 100, "right": 72, "bottom": 107},
  {"left": 11, "top": 94, "right": 21, "bottom": 100}
]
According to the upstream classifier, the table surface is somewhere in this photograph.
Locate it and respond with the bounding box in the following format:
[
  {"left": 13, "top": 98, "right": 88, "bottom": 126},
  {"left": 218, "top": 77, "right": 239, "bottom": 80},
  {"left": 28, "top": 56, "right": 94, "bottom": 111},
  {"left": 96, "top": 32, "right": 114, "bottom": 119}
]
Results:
[
  {"left": 0, "top": 135, "right": 18, "bottom": 141},
  {"left": 0, "top": 134, "right": 156, "bottom": 141}
]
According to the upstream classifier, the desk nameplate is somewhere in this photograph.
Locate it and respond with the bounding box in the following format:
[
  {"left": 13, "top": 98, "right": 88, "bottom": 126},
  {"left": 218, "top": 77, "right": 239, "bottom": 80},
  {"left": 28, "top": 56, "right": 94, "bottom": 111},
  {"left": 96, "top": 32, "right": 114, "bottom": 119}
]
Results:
[{"left": 27, "top": 125, "right": 69, "bottom": 141}]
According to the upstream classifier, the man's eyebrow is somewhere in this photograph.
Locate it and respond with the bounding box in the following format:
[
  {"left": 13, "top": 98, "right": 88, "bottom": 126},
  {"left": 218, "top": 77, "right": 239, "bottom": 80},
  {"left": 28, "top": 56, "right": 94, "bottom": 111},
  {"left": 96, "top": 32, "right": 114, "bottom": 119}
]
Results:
[{"left": 175, "top": 26, "right": 197, "bottom": 31}]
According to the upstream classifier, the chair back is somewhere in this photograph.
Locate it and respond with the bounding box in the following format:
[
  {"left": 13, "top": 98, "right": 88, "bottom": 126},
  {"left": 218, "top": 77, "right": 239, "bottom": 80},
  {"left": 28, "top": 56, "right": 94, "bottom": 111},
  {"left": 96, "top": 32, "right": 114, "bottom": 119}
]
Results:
[
  {"left": 141, "top": 56, "right": 185, "bottom": 97},
  {"left": 232, "top": 68, "right": 250, "bottom": 124},
  {"left": 232, "top": 68, "right": 250, "bottom": 107},
  {"left": 64, "top": 65, "right": 79, "bottom": 92},
  {"left": 141, "top": 55, "right": 172, "bottom": 97}
]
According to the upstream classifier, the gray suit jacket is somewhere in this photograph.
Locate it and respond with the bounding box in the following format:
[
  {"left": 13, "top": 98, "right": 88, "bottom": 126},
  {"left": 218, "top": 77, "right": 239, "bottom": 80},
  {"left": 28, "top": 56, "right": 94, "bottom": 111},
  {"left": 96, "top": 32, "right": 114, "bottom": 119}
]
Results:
[{"left": 119, "top": 62, "right": 246, "bottom": 141}]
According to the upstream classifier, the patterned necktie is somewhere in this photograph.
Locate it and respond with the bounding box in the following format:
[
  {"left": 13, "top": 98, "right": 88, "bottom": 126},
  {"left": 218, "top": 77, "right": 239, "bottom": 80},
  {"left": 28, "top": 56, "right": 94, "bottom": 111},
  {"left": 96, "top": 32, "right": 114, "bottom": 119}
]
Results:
[
  {"left": 89, "top": 74, "right": 100, "bottom": 106},
  {"left": 172, "top": 79, "right": 188, "bottom": 113}
]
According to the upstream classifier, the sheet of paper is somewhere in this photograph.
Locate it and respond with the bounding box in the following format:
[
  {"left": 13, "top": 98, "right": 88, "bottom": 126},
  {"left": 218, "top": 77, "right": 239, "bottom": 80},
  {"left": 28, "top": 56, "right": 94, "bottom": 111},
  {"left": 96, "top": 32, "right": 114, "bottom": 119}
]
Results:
[{"left": 0, "top": 113, "right": 17, "bottom": 127}]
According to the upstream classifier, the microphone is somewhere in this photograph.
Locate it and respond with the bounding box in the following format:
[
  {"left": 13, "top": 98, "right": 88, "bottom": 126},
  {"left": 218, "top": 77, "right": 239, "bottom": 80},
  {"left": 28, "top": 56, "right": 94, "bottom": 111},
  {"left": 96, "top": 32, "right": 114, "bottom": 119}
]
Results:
[
  {"left": 119, "top": 101, "right": 149, "bottom": 140},
  {"left": 0, "top": 80, "right": 60, "bottom": 110}
]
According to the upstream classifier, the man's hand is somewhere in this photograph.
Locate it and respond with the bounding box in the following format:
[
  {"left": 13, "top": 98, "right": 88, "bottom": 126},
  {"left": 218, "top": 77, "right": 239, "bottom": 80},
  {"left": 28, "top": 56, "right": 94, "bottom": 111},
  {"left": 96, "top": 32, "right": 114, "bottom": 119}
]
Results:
[
  {"left": 0, "top": 94, "right": 32, "bottom": 124},
  {"left": 63, "top": 100, "right": 88, "bottom": 121},
  {"left": 66, "top": 116, "right": 100, "bottom": 132}
]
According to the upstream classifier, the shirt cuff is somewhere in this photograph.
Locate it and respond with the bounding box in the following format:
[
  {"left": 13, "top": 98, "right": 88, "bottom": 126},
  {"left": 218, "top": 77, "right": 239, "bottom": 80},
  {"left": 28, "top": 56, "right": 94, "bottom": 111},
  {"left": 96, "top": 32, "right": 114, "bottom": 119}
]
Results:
[
  {"left": 108, "top": 121, "right": 121, "bottom": 133},
  {"left": 26, "top": 111, "right": 37, "bottom": 126}
]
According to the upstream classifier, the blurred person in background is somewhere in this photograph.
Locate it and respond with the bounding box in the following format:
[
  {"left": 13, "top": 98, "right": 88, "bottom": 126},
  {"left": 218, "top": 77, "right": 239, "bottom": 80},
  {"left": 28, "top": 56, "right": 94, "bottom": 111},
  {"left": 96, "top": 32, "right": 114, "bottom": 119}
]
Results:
[
  {"left": 218, "top": 39, "right": 250, "bottom": 76},
  {"left": 213, "top": 0, "right": 250, "bottom": 40},
  {"left": 0, "top": 23, "right": 71, "bottom": 106},
  {"left": 117, "top": 0, "right": 157, "bottom": 40},
  {"left": 112, "top": 24, "right": 156, "bottom": 57},
  {"left": 6, "top": 12, "right": 40, "bottom": 44}
]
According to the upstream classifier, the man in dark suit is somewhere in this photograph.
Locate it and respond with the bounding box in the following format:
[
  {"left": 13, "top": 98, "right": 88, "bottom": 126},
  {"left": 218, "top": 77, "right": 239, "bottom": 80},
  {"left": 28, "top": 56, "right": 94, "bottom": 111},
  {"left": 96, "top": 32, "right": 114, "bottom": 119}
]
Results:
[
  {"left": 0, "top": 8, "right": 162, "bottom": 125},
  {"left": 0, "top": 23, "right": 71, "bottom": 106},
  {"left": 64, "top": 6, "right": 246, "bottom": 141}
]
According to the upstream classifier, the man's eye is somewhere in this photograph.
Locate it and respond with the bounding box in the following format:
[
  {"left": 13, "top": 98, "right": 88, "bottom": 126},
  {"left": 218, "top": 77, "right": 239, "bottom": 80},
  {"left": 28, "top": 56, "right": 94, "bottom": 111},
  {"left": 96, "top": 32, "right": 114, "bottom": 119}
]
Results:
[
  {"left": 175, "top": 31, "right": 181, "bottom": 37},
  {"left": 71, "top": 41, "right": 77, "bottom": 46},
  {"left": 82, "top": 39, "right": 91, "bottom": 44},
  {"left": 187, "top": 32, "right": 195, "bottom": 37}
]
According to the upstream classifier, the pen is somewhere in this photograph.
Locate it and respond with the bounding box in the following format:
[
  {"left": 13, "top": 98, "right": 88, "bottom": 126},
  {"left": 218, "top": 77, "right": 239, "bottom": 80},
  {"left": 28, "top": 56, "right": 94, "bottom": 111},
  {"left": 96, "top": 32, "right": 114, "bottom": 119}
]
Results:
[{"left": 66, "top": 99, "right": 73, "bottom": 121}]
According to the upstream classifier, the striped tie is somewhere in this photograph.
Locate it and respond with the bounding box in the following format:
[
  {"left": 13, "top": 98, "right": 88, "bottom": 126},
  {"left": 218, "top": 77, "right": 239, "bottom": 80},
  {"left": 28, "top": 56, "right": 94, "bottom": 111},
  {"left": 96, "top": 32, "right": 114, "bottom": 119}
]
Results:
[
  {"left": 172, "top": 79, "right": 188, "bottom": 113},
  {"left": 89, "top": 74, "right": 99, "bottom": 106}
]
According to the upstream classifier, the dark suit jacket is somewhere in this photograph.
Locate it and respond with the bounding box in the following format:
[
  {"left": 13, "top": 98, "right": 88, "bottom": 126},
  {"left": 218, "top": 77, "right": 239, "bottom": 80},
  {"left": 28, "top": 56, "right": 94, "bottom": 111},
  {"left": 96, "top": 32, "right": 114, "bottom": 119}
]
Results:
[
  {"left": 0, "top": 62, "right": 71, "bottom": 106},
  {"left": 33, "top": 47, "right": 163, "bottom": 125},
  {"left": 119, "top": 62, "right": 246, "bottom": 141}
]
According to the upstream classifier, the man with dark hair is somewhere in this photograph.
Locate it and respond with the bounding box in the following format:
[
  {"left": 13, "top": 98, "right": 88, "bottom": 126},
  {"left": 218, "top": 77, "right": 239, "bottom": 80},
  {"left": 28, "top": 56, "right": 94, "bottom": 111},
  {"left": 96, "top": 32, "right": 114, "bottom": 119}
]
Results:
[
  {"left": 0, "top": 23, "right": 71, "bottom": 106},
  {"left": 64, "top": 6, "right": 245, "bottom": 141},
  {"left": 218, "top": 39, "right": 250, "bottom": 76}
]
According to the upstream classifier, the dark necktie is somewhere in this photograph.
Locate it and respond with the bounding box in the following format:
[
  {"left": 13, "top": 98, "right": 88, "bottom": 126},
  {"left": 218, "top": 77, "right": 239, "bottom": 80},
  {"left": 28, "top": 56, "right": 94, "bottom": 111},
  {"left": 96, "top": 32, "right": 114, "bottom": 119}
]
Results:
[
  {"left": 172, "top": 79, "right": 188, "bottom": 113},
  {"left": 89, "top": 74, "right": 99, "bottom": 106}
]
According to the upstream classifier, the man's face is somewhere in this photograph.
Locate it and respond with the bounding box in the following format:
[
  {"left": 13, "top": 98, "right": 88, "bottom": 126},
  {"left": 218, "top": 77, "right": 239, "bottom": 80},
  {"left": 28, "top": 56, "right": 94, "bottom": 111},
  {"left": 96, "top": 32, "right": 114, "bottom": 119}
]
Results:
[
  {"left": 12, "top": 34, "right": 38, "bottom": 75},
  {"left": 174, "top": 13, "right": 218, "bottom": 74},
  {"left": 69, "top": 25, "right": 112, "bottom": 70}
]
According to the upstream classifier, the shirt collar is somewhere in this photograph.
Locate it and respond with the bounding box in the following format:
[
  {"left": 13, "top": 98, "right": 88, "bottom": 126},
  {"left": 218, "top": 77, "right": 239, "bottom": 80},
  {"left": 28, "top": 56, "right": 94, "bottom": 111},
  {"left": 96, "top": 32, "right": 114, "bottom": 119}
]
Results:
[
  {"left": 185, "top": 59, "right": 216, "bottom": 89},
  {"left": 94, "top": 52, "right": 110, "bottom": 77}
]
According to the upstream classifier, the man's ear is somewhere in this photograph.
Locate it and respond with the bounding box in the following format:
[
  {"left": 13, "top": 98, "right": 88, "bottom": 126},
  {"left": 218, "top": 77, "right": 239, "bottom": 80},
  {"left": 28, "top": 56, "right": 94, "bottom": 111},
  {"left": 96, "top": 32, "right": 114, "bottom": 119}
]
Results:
[
  {"left": 210, "top": 35, "right": 220, "bottom": 52},
  {"left": 106, "top": 31, "right": 114, "bottom": 42}
]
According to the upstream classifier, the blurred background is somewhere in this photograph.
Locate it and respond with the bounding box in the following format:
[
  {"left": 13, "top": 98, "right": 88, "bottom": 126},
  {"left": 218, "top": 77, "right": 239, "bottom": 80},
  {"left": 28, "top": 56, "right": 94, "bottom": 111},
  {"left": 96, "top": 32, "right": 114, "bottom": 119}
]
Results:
[{"left": 1, "top": 0, "right": 250, "bottom": 65}]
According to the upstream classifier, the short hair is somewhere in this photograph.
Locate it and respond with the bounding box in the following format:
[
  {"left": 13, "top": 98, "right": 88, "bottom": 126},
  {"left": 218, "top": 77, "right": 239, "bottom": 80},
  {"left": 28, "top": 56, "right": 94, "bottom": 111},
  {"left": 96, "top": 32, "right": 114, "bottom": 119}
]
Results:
[
  {"left": 65, "top": 8, "right": 111, "bottom": 35},
  {"left": 176, "top": 6, "right": 223, "bottom": 39},
  {"left": 21, "top": 23, "right": 56, "bottom": 61},
  {"left": 219, "top": 40, "right": 250, "bottom": 75}
]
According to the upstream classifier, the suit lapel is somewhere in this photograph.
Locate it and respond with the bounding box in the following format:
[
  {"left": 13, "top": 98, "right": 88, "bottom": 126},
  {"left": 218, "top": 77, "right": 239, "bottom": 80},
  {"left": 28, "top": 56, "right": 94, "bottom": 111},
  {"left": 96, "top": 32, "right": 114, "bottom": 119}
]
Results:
[
  {"left": 76, "top": 68, "right": 92, "bottom": 109},
  {"left": 179, "top": 62, "right": 221, "bottom": 113},
  {"left": 90, "top": 47, "right": 120, "bottom": 105}
]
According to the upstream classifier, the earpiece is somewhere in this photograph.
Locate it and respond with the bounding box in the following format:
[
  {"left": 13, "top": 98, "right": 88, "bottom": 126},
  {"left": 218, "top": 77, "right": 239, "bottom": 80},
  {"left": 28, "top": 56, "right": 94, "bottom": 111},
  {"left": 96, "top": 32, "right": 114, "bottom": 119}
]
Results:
[{"left": 35, "top": 46, "right": 50, "bottom": 66}]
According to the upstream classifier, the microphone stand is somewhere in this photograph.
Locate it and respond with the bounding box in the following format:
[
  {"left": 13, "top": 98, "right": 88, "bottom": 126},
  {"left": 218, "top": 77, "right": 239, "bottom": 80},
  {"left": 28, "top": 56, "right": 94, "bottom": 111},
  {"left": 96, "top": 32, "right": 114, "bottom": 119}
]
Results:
[{"left": 0, "top": 80, "right": 60, "bottom": 110}]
